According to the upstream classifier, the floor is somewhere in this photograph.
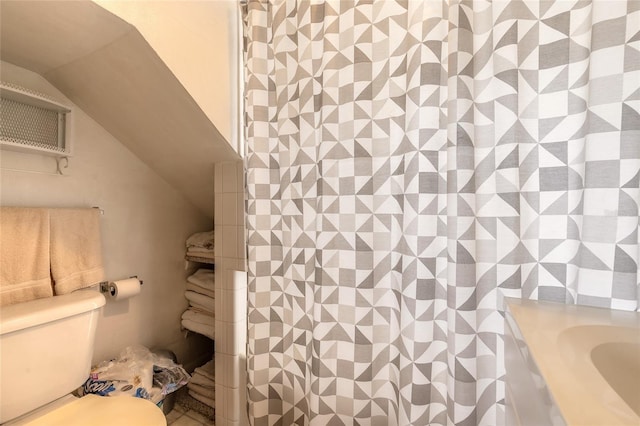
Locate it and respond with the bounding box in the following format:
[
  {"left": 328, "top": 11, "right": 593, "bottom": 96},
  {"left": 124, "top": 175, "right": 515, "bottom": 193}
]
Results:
[{"left": 166, "top": 402, "right": 215, "bottom": 426}]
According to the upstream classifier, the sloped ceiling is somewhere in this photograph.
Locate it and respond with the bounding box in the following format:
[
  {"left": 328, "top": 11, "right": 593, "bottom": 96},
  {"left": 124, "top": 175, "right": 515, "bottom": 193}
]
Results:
[{"left": 0, "top": 0, "right": 238, "bottom": 217}]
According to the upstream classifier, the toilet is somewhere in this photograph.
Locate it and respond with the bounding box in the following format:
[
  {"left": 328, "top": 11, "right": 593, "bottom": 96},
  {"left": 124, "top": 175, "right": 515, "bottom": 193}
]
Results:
[{"left": 0, "top": 289, "right": 166, "bottom": 425}]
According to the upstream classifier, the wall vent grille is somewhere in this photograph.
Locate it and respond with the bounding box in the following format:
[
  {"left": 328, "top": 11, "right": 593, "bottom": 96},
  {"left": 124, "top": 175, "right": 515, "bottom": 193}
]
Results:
[{"left": 0, "top": 82, "right": 71, "bottom": 156}]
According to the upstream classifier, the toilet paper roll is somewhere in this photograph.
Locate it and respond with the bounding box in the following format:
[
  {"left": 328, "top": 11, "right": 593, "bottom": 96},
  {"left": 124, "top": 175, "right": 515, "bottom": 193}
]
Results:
[{"left": 108, "top": 278, "right": 141, "bottom": 301}]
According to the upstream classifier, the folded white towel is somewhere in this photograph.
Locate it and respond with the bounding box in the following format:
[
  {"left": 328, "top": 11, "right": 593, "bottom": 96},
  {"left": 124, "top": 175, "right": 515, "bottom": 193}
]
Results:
[
  {"left": 182, "top": 309, "right": 214, "bottom": 327},
  {"left": 187, "top": 269, "right": 214, "bottom": 289},
  {"left": 188, "top": 305, "right": 212, "bottom": 317},
  {"left": 186, "top": 247, "right": 214, "bottom": 254},
  {"left": 186, "top": 283, "right": 215, "bottom": 299},
  {"left": 188, "top": 390, "right": 215, "bottom": 408},
  {"left": 186, "top": 231, "right": 214, "bottom": 250},
  {"left": 190, "top": 372, "right": 215, "bottom": 388},
  {"left": 187, "top": 382, "right": 215, "bottom": 399},
  {"left": 186, "top": 250, "right": 215, "bottom": 260},
  {"left": 50, "top": 208, "right": 105, "bottom": 295},
  {"left": 184, "top": 291, "right": 214, "bottom": 311},
  {"left": 188, "top": 304, "right": 214, "bottom": 317},
  {"left": 0, "top": 207, "right": 53, "bottom": 306},
  {"left": 194, "top": 360, "right": 215, "bottom": 382},
  {"left": 181, "top": 319, "right": 214, "bottom": 340}
]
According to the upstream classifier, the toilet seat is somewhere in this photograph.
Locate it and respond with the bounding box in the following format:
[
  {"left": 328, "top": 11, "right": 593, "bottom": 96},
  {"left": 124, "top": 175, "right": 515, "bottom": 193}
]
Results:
[{"left": 19, "top": 394, "right": 166, "bottom": 426}]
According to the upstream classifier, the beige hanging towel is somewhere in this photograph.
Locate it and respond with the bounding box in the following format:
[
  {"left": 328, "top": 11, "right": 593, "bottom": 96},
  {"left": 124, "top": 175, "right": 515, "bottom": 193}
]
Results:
[
  {"left": 0, "top": 207, "right": 53, "bottom": 306},
  {"left": 50, "top": 208, "right": 105, "bottom": 295}
]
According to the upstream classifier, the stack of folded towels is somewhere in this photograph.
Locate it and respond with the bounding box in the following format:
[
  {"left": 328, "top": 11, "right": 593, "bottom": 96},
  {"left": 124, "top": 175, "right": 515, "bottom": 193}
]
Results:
[
  {"left": 186, "top": 231, "right": 214, "bottom": 260},
  {"left": 188, "top": 359, "right": 215, "bottom": 409},
  {"left": 181, "top": 268, "right": 214, "bottom": 340}
]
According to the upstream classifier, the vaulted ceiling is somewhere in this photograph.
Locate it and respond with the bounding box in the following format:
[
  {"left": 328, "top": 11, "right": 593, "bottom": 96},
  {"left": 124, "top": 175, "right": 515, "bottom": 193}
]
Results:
[{"left": 0, "top": 0, "right": 239, "bottom": 217}]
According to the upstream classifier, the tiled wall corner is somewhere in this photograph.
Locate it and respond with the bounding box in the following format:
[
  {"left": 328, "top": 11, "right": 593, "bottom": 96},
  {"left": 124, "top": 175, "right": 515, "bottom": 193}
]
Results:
[{"left": 214, "top": 160, "right": 248, "bottom": 426}]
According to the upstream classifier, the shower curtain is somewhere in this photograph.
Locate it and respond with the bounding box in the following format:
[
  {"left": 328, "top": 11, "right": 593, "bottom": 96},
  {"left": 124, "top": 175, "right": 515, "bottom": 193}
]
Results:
[{"left": 244, "top": 1, "right": 640, "bottom": 425}]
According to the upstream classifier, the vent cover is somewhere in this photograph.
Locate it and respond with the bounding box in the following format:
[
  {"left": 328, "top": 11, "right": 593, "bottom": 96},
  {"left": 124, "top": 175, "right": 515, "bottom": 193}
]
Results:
[{"left": 0, "top": 82, "right": 72, "bottom": 156}]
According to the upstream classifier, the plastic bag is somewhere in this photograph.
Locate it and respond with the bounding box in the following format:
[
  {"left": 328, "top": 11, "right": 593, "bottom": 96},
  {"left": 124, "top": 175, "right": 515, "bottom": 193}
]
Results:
[
  {"left": 81, "top": 345, "right": 190, "bottom": 401},
  {"left": 151, "top": 351, "right": 191, "bottom": 396},
  {"left": 81, "top": 345, "right": 153, "bottom": 399}
]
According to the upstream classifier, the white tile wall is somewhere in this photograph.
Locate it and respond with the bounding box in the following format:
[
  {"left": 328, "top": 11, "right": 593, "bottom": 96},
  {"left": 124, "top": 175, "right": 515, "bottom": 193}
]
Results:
[
  {"left": 221, "top": 226, "right": 237, "bottom": 258},
  {"left": 225, "top": 288, "right": 247, "bottom": 323},
  {"left": 227, "top": 387, "right": 240, "bottom": 421},
  {"left": 221, "top": 162, "right": 238, "bottom": 194},
  {"left": 214, "top": 287, "right": 223, "bottom": 324},
  {"left": 214, "top": 164, "right": 223, "bottom": 194},
  {"left": 236, "top": 226, "right": 246, "bottom": 260},
  {"left": 222, "top": 193, "right": 237, "bottom": 226},
  {"left": 214, "top": 161, "right": 248, "bottom": 426},
  {"left": 215, "top": 383, "right": 226, "bottom": 426}
]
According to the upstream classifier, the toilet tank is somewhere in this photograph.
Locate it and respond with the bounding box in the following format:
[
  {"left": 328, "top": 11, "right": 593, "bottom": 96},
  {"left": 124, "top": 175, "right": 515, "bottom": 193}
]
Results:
[{"left": 0, "top": 289, "right": 106, "bottom": 424}]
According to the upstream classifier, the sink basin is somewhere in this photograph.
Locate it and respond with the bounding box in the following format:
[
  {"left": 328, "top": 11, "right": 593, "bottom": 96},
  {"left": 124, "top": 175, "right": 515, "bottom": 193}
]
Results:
[
  {"left": 506, "top": 299, "right": 640, "bottom": 426},
  {"left": 557, "top": 324, "right": 640, "bottom": 420},
  {"left": 591, "top": 342, "right": 640, "bottom": 417}
]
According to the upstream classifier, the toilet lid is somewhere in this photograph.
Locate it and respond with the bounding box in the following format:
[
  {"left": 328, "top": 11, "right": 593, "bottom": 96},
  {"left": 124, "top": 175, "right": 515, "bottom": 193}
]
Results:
[{"left": 23, "top": 394, "right": 166, "bottom": 426}]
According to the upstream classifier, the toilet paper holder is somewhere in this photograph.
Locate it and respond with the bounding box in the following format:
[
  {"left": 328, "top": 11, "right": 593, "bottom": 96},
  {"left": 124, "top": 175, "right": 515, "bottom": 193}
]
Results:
[{"left": 99, "top": 276, "right": 143, "bottom": 295}]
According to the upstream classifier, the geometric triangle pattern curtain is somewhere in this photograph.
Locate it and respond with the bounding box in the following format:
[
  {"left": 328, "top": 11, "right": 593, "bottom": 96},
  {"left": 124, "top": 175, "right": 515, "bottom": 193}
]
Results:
[{"left": 244, "top": 1, "right": 640, "bottom": 425}]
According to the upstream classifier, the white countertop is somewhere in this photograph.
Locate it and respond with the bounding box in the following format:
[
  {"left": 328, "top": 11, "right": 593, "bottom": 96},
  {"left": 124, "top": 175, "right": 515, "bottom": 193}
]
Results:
[{"left": 505, "top": 298, "right": 640, "bottom": 426}]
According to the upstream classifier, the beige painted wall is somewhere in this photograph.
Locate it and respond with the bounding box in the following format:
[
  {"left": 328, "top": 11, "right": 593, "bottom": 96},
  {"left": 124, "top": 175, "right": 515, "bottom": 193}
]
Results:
[
  {"left": 94, "top": 0, "right": 241, "bottom": 156},
  {"left": 0, "top": 61, "right": 213, "bottom": 368}
]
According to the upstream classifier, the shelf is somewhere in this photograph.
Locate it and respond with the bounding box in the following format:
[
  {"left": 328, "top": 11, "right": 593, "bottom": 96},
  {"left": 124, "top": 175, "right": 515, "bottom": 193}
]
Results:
[
  {"left": 185, "top": 254, "right": 215, "bottom": 265},
  {"left": 1, "top": 82, "right": 71, "bottom": 113}
]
